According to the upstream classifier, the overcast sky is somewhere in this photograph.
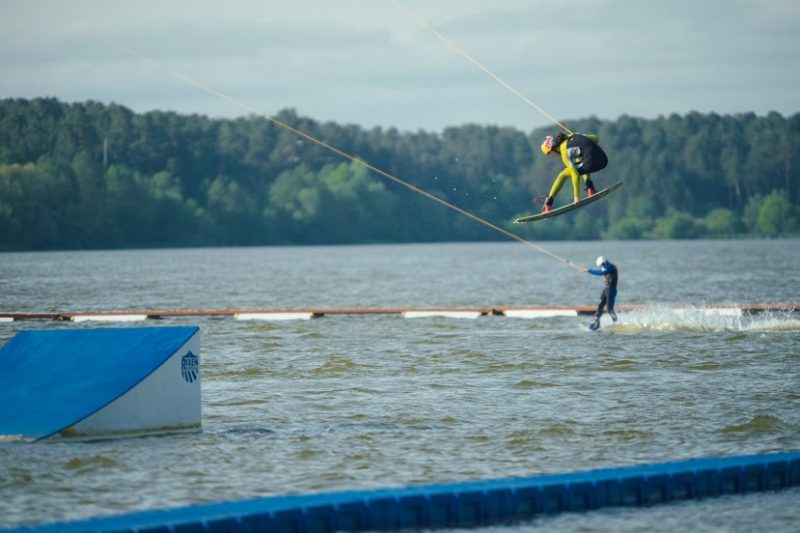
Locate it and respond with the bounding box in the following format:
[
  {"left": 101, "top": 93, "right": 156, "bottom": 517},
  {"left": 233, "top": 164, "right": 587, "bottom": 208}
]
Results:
[{"left": 1, "top": 0, "right": 798, "bottom": 132}]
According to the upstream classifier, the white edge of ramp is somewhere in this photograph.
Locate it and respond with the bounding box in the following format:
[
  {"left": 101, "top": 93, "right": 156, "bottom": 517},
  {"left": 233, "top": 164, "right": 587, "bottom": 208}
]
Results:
[
  {"left": 503, "top": 309, "right": 579, "bottom": 318},
  {"left": 71, "top": 314, "right": 149, "bottom": 322},
  {"left": 0, "top": 317, "right": 13, "bottom": 323},
  {"left": 60, "top": 331, "right": 201, "bottom": 439},
  {"left": 403, "top": 311, "right": 482, "bottom": 319},
  {"left": 235, "top": 312, "right": 315, "bottom": 321}
]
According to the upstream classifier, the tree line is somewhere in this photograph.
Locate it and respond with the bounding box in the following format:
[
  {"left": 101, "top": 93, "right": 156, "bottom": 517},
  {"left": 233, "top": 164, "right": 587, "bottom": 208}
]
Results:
[{"left": 0, "top": 97, "right": 798, "bottom": 250}]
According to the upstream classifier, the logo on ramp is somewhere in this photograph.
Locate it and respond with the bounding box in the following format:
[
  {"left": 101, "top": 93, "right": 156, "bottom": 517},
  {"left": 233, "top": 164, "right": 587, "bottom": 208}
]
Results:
[{"left": 181, "top": 351, "right": 199, "bottom": 383}]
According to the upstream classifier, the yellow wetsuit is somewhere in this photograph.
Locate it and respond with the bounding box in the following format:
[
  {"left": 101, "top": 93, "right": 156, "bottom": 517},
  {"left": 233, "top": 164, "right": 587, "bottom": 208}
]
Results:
[{"left": 548, "top": 133, "right": 599, "bottom": 200}]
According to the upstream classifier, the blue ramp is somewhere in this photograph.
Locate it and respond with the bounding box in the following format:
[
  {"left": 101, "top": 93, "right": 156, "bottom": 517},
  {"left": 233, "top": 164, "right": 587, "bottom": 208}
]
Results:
[{"left": 0, "top": 326, "right": 199, "bottom": 441}]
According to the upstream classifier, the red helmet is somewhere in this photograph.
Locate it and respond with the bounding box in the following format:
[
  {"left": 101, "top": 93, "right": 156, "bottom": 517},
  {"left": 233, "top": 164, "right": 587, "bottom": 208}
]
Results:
[{"left": 540, "top": 135, "right": 554, "bottom": 155}]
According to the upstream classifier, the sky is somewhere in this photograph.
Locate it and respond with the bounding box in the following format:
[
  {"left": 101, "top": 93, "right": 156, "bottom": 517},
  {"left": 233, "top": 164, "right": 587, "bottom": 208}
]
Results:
[{"left": 1, "top": 0, "right": 799, "bottom": 132}]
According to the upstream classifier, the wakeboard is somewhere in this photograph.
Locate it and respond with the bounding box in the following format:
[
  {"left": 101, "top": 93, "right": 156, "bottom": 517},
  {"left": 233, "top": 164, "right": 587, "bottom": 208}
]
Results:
[{"left": 514, "top": 180, "right": 624, "bottom": 224}]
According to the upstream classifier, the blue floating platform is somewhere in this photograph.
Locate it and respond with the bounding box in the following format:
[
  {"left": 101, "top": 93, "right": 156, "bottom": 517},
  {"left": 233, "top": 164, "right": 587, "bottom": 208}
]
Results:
[
  {"left": 0, "top": 326, "right": 201, "bottom": 441},
  {"left": 6, "top": 451, "right": 799, "bottom": 532}
]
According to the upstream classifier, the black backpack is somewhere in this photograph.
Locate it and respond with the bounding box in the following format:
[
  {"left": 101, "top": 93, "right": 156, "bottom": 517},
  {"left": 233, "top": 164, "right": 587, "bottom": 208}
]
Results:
[{"left": 566, "top": 134, "right": 608, "bottom": 174}]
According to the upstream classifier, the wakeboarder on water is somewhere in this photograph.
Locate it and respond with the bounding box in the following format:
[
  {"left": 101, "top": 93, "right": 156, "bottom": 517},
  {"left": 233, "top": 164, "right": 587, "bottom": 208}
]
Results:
[{"left": 583, "top": 256, "right": 618, "bottom": 330}]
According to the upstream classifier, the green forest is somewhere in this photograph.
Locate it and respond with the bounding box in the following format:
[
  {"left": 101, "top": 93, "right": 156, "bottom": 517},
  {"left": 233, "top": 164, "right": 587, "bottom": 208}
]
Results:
[{"left": 1, "top": 97, "right": 798, "bottom": 250}]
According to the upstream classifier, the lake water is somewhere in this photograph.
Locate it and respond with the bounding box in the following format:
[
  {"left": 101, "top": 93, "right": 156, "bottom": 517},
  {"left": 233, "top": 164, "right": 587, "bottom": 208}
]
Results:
[{"left": 1, "top": 240, "right": 799, "bottom": 531}]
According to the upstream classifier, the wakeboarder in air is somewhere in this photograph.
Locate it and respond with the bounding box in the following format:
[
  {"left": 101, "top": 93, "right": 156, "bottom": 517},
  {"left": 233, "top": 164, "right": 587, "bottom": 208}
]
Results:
[{"left": 539, "top": 132, "right": 609, "bottom": 213}]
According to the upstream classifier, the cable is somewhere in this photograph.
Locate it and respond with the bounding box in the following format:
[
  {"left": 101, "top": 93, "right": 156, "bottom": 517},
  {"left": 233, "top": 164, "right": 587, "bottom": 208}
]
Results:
[{"left": 390, "top": 0, "right": 573, "bottom": 135}]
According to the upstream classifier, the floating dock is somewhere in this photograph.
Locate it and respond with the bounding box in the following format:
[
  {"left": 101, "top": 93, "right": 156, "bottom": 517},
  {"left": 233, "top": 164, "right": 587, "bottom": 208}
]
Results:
[
  {"left": 11, "top": 451, "right": 800, "bottom": 532},
  {"left": 0, "top": 303, "right": 797, "bottom": 322},
  {"left": 0, "top": 326, "right": 201, "bottom": 441}
]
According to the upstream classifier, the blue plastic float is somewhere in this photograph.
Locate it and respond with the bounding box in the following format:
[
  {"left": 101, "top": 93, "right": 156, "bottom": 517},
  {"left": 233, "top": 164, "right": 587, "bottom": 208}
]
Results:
[{"left": 7, "top": 451, "right": 799, "bottom": 532}]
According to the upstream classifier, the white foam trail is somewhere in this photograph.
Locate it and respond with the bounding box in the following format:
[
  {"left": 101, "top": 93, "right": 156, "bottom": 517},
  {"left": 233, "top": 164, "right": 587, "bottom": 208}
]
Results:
[{"left": 607, "top": 306, "right": 800, "bottom": 333}]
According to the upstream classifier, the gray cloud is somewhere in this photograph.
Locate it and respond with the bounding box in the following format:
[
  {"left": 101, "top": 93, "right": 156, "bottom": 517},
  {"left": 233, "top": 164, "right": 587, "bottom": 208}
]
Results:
[{"left": 1, "top": 0, "right": 798, "bottom": 131}]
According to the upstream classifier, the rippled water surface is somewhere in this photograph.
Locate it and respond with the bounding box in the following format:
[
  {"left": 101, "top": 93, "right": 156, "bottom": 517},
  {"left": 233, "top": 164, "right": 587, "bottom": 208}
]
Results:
[{"left": 1, "top": 240, "right": 799, "bottom": 530}]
